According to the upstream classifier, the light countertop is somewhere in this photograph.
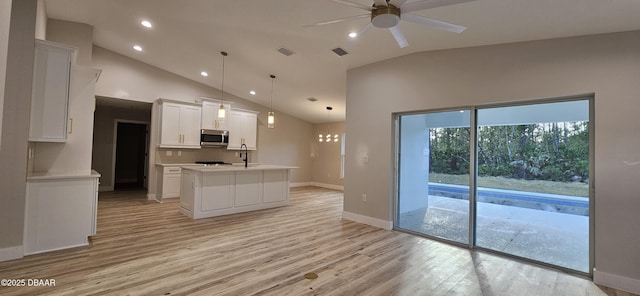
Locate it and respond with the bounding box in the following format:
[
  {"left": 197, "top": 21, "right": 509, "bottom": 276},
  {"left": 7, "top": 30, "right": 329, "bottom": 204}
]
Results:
[
  {"left": 27, "top": 170, "right": 101, "bottom": 181},
  {"left": 180, "top": 164, "right": 297, "bottom": 173}
]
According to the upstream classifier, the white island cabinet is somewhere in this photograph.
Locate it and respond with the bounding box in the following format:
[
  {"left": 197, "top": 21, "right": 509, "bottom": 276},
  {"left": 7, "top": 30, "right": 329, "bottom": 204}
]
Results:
[{"left": 179, "top": 165, "right": 295, "bottom": 219}]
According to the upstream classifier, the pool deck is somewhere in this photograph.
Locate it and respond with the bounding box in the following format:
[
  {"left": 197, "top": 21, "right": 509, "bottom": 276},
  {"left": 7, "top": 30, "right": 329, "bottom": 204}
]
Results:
[{"left": 397, "top": 195, "right": 590, "bottom": 272}]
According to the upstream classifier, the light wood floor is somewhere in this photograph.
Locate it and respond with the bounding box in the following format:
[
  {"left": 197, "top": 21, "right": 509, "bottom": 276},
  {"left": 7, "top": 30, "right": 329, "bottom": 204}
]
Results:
[{"left": 0, "top": 187, "right": 634, "bottom": 296}]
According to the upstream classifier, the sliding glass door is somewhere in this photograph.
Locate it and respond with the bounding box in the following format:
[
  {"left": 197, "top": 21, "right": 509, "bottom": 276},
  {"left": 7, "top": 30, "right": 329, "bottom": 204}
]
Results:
[
  {"left": 475, "top": 100, "right": 590, "bottom": 272},
  {"left": 395, "top": 99, "right": 591, "bottom": 273},
  {"left": 396, "top": 110, "right": 471, "bottom": 245}
]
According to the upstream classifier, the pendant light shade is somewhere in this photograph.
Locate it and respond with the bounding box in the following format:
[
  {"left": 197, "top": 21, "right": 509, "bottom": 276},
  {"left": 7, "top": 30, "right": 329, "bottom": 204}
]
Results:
[
  {"left": 218, "top": 51, "right": 228, "bottom": 121},
  {"left": 268, "top": 74, "right": 276, "bottom": 129}
]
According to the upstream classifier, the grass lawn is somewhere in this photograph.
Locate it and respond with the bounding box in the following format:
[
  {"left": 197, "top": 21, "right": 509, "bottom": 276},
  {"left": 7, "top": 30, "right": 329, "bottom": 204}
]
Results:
[{"left": 429, "top": 173, "right": 589, "bottom": 197}]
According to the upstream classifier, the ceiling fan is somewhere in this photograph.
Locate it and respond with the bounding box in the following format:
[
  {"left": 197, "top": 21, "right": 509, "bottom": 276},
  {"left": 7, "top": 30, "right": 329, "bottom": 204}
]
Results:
[{"left": 308, "top": 0, "right": 475, "bottom": 48}]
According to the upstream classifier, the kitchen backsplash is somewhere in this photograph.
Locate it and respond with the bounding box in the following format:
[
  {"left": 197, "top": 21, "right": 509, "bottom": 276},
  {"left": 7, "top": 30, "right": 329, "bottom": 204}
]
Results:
[{"left": 155, "top": 148, "right": 251, "bottom": 164}]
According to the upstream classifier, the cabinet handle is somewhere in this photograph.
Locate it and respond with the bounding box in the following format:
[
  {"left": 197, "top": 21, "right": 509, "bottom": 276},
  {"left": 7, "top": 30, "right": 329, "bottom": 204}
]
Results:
[{"left": 68, "top": 118, "right": 73, "bottom": 134}]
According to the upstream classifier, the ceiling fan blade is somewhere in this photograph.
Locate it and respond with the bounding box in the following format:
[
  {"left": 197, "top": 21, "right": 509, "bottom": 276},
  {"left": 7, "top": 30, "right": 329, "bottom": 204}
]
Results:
[
  {"left": 357, "top": 23, "right": 374, "bottom": 37},
  {"left": 389, "top": 26, "right": 409, "bottom": 48},
  {"left": 402, "top": 12, "right": 466, "bottom": 33},
  {"left": 304, "top": 14, "right": 370, "bottom": 27},
  {"left": 401, "top": 0, "right": 475, "bottom": 13},
  {"left": 374, "top": 0, "right": 389, "bottom": 7},
  {"left": 328, "top": 0, "right": 373, "bottom": 11},
  {"left": 389, "top": 0, "right": 408, "bottom": 7}
]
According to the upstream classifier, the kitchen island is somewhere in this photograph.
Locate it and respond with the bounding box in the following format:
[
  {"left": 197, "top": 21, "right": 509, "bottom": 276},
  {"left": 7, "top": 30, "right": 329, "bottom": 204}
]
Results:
[{"left": 179, "top": 164, "right": 296, "bottom": 219}]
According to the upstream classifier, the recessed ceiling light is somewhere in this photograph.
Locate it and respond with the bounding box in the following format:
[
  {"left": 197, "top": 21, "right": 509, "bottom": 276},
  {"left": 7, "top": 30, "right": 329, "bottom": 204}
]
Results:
[
  {"left": 141, "top": 20, "right": 152, "bottom": 28},
  {"left": 200, "top": 71, "right": 208, "bottom": 77},
  {"left": 249, "top": 90, "right": 256, "bottom": 95},
  {"left": 133, "top": 45, "right": 143, "bottom": 52},
  {"left": 348, "top": 32, "right": 357, "bottom": 38}
]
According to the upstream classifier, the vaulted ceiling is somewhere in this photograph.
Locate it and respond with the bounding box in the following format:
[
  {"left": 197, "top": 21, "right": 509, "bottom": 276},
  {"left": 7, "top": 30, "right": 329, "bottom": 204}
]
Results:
[{"left": 45, "top": 0, "right": 640, "bottom": 122}]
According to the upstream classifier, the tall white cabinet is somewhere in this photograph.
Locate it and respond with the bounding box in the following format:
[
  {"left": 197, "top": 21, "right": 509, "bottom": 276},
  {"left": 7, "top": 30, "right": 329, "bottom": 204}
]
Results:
[
  {"left": 158, "top": 99, "right": 202, "bottom": 148},
  {"left": 227, "top": 109, "right": 258, "bottom": 150},
  {"left": 29, "top": 40, "right": 74, "bottom": 142}
]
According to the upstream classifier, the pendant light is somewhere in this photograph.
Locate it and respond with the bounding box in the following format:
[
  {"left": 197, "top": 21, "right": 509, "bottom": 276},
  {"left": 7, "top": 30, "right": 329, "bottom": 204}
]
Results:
[
  {"left": 218, "top": 51, "right": 228, "bottom": 121},
  {"left": 319, "top": 106, "right": 339, "bottom": 143},
  {"left": 268, "top": 74, "right": 276, "bottom": 129}
]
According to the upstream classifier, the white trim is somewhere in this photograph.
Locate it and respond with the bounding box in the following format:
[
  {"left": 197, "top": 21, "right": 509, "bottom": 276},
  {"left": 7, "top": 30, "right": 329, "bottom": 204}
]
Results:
[
  {"left": 24, "top": 242, "right": 88, "bottom": 256},
  {"left": 342, "top": 211, "right": 393, "bottom": 230},
  {"left": 290, "top": 182, "right": 312, "bottom": 187},
  {"left": 311, "top": 182, "right": 344, "bottom": 191},
  {"left": 147, "top": 193, "right": 156, "bottom": 201},
  {"left": 594, "top": 268, "right": 640, "bottom": 295},
  {"left": 0, "top": 246, "right": 23, "bottom": 262}
]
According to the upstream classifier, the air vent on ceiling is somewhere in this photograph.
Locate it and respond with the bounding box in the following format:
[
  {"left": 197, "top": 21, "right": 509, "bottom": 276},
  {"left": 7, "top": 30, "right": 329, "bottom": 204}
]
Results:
[
  {"left": 331, "top": 47, "right": 348, "bottom": 56},
  {"left": 277, "top": 47, "right": 295, "bottom": 56},
  {"left": 307, "top": 97, "right": 318, "bottom": 102}
]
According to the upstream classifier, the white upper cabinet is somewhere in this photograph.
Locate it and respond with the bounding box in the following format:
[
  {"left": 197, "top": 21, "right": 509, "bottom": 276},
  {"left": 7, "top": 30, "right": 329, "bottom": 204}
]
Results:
[
  {"left": 29, "top": 40, "right": 74, "bottom": 142},
  {"left": 227, "top": 109, "right": 258, "bottom": 150},
  {"left": 158, "top": 100, "right": 202, "bottom": 148},
  {"left": 201, "top": 99, "right": 230, "bottom": 131}
]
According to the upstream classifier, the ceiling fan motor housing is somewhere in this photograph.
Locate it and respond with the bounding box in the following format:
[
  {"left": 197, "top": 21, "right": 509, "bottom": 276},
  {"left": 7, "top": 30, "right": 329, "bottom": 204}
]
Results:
[{"left": 371, "top": 4, "right": 400, "bottom": 28}]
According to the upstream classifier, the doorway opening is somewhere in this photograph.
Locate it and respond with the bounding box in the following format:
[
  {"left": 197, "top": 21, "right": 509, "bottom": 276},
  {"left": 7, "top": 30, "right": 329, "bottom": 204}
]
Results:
[
  {"left": 114, "top": 121, "right": 149, "bottom": 190},
  {"left": 395, "top": 97, "right": 592, "bottom": 274}
]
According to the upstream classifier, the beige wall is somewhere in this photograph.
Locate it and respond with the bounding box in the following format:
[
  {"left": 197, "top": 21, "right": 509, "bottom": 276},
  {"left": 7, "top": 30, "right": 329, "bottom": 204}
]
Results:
[
  {"left": 92, "top": 100, "right": 152, "bottom": 190},
  {"left": 0, "top": 0, "right": 11, "bottom": 149},
  {"left": 0, "top": 0, "right": 36, "bottom": 260},
  {"left": 345, "top": 31, "right": 640, "bottom": 285},
  {"left": 311, "top": 121, "right": 345, "bottom": 188},
  {"left": 91, "top": 45, "right": 313, "bottom": 198},
  {"left": 46, "top": 19, "right": 93, "bottom": 66}
]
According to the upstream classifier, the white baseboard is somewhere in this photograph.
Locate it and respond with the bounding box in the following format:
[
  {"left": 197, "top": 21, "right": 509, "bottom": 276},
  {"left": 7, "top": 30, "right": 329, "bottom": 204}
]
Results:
[
  {"left": 291, "top": 182, "right": 312, "bottom": 187},
  {"left": 0, "top": 245, "right": 23, "bottom": 262},
  {"left": 594, "top": 268, "right": 640, "bottom": 295},
  {"left": 147, "top": 193, "right": 156, "bottom": 201},
  {"left": 290, "top": 182, "right": 344, "bottom": 191},
  {"left": 99, "top": 185, "right": 114, "bottom": 192},
  {"left": 311, "top": 182, "right": 344, "bottom": 191},
  {"left": 342, "top": 211, "right": 393, "bottom": 230}
]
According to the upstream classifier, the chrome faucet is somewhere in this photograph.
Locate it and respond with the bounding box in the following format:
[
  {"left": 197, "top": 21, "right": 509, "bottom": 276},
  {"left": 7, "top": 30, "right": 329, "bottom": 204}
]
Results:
[{"left": 240, "top": 143, "right": 248, "bottom": 168}]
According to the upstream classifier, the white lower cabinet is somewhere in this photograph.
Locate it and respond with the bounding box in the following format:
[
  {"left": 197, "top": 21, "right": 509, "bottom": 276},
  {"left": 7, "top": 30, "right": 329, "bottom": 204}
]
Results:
[
  {"left": 24, "top": 172, "right": 100, "bottom": 255},
  {"left": 160, "top": 166, "right": 182, "bottom": 199}
]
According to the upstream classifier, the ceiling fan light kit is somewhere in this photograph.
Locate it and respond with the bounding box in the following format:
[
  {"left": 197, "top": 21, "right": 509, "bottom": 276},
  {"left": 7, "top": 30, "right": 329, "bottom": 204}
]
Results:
[{"left": 371, "top": 4, "right": 400, "bottom": 28}]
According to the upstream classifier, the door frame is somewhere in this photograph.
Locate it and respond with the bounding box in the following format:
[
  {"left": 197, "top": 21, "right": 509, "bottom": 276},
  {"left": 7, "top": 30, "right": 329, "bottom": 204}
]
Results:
[{"left": 111, "top": 119, "right": 150, "bottom": 190}]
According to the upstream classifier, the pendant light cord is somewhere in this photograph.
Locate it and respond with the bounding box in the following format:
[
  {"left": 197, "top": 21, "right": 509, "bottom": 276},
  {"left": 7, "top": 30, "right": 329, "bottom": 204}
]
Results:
[
  {"left": 270, "top": 75, "right": 276, "bottom": 111},
  {"left": 220, "top": 51, "right": 227, "bottom": 104}
]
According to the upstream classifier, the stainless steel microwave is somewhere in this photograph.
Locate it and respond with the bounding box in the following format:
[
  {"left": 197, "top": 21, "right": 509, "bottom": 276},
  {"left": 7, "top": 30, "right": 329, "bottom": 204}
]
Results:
[{"left": 200, "top": 129, "right": 229, "bottom": 147}]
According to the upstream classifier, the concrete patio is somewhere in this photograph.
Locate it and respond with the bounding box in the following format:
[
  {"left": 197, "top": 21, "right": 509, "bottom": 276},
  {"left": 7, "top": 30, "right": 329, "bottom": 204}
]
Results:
[{"left": 397, "top": 195, "right": 590, "bottom": 272}]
